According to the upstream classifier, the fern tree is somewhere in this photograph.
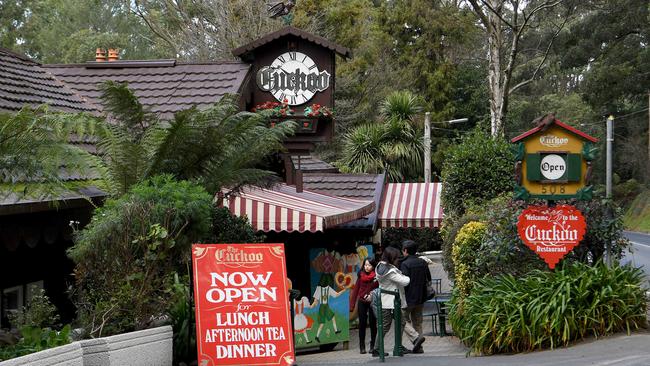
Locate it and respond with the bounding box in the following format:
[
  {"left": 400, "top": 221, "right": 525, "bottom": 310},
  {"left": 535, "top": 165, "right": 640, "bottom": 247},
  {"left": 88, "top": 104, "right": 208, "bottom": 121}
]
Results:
[
  {"left": 338, "top": 90, "right": 424, "bottom": 182},
  {"left": 96, "top": 81, "right": 296, "bottom": 196},
  {"left": 0, "top": 106, "right": 103, "bottom": 201}
]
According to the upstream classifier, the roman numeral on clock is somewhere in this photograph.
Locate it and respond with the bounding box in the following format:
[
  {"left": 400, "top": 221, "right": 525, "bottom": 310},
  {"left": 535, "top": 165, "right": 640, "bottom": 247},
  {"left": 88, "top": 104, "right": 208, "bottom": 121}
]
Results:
[
  {"left": 290, "top": 96, "right": 296, "bottom": 104},
  {"left": 289, "top": 52, "right": 297, "bottom": 60}
]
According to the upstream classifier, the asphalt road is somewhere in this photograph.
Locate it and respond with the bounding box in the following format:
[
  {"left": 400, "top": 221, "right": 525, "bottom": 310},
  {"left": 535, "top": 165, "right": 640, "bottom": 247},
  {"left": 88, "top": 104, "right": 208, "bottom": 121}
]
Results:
[
  {"left": 623, "top": 231, "right": 650, "bottom": 284},
  {"left": 300, "top": 332, "right": 650, "bottom": 366}
]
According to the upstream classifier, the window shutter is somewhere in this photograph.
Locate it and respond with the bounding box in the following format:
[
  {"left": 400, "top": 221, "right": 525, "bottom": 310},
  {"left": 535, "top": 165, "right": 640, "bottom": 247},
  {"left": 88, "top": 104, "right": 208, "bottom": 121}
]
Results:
[
  {"left": 567, "top": 154, "right": 582, "bottom": 182},
  {"left": 526, "top": 153, "right": 541, "bottom": 181}
]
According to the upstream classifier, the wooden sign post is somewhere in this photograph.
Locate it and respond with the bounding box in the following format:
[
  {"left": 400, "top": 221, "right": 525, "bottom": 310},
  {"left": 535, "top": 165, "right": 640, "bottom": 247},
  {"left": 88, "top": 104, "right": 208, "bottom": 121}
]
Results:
[
  {"left": 511, "top": 116, "right": 598, "bottom": 269},
  {"left": 192, "top": 243, "right": 295, "bottom": 366}
]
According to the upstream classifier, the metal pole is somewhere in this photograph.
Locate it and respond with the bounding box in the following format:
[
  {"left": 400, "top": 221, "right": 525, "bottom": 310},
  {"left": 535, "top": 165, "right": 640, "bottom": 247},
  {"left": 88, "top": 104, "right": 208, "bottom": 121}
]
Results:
[
  {"left": 376, "top": 288, "right": 384, "bottom": 362},
  {"left": 424, "top": 112, "right": 431, "bottom": 183},
  {"left": 606, "top": 114, "right": 614, "bottom": 267},
  {"left": 393, "top": 293, "right": 402, "bottom": 357}
]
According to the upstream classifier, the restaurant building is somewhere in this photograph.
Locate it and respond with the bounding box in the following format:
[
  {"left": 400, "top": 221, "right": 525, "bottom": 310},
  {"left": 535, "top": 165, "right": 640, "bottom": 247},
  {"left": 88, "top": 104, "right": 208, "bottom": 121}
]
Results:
[{"left": 0, "top": 27, "right": 443, "bottom": 340}]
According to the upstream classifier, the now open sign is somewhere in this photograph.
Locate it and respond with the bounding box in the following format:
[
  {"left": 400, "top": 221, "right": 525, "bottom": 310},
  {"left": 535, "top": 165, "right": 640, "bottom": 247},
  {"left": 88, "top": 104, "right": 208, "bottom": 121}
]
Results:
[{"left": 192, "top": 243, "right": 295, "bottom": 366}]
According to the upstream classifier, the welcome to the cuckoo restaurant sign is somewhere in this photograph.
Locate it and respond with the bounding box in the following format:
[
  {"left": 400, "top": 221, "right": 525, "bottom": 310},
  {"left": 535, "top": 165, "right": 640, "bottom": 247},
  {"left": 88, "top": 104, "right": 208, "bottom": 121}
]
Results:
[
  {"left": 192, "top": 243, "right": 295, "bottom": 366},
  {"left": 516, "top": 205, "right": 587, "bottom": 269}
]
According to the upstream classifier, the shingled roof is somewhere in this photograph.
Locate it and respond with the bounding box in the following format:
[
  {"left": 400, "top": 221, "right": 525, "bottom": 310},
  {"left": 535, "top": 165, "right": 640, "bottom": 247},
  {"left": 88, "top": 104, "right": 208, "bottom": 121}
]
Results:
[
  {"left": 232, "top": 26, "right": 352, "bottom": 59},
  {"left": 0, "top": 48, "right": 98, "bottom": 114},
  {"left": 44, "top": 60, "right": 251, "bottom": 120},
  {"left": 291, "top": 155, "right": 338, "bottom": 173},
  {"left": 303, "top": 173, "right": 385, "bottom": 230}
]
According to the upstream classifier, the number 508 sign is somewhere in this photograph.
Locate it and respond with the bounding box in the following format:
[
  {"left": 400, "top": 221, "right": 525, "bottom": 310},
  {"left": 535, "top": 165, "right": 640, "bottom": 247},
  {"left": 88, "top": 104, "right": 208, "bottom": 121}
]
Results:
[{"left": 192, "top": 243, "right": 295, "bottom": 366}]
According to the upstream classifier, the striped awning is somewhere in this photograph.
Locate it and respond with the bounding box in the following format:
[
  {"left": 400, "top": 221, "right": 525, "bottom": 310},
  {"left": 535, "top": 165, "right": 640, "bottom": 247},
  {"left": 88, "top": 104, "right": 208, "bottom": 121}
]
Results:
[
  {"left": 378, "top": 183, "right": 443, "bottom": 228},
  {"left": 221, "top": 184, "right": 375, "bottom": 233}
]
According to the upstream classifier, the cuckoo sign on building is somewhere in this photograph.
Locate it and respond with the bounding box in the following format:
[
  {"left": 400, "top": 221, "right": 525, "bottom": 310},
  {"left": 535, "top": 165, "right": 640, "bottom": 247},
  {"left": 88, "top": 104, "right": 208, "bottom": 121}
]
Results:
[
  {"left": 192, "top": 243, "right": 295, "bottom": 366},
  {"left": 517, "top": 205, "right": 587, "bottom": 269},
  {"left": 257, "top": 51, "right": 331, "bottom": 106}
]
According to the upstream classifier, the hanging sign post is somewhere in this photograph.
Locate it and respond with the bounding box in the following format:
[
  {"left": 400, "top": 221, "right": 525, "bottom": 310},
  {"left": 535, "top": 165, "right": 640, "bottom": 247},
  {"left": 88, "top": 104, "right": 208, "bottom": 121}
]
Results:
[
  {"left": 192, "top": 243, "right": 295, "bottom": 366},
  {"left": 517, "top": 205, "right": 587, "bottom": 269}
]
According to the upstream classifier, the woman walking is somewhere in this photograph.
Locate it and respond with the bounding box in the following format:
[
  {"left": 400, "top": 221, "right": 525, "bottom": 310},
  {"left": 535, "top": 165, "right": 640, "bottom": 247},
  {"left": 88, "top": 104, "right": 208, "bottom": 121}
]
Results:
[
  {"left": 350, "top": 257, "right": 378, "bottom": 354},
  {"left": 374, "top": 246, "right": 414, "bottom": 357}
]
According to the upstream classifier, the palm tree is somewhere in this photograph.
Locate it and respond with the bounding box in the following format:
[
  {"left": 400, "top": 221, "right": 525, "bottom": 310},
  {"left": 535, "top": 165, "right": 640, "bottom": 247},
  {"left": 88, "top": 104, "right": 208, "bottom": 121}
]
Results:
[
  {"left": 338, "top": 90, "right": 424, "bottom": 182},
  {"left": 96, "top": 81, "right": 296, "bottom": 196},
  {"left": 0, "top": 106, "right": 102, "bottom": 201}
]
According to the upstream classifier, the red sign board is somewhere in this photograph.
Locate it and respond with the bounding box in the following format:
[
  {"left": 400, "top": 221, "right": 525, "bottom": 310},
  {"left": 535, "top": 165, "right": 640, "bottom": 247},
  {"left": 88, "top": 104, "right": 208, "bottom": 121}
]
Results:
[
  {"left": 192, "top": 243, "right": 295, "bottom": 366},
  {"left": 517, "top": 205, "right": 587, "bottom": 269}
]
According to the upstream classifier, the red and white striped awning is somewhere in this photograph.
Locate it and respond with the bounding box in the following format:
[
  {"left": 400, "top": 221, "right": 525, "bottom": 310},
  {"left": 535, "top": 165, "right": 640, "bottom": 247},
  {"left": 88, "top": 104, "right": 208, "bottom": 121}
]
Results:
[
  {"left": 221, "top": 184, "right": 375, "bottom": 233},
  {"left": 379, "top": 183, "right": 443, "bottom": 228}
]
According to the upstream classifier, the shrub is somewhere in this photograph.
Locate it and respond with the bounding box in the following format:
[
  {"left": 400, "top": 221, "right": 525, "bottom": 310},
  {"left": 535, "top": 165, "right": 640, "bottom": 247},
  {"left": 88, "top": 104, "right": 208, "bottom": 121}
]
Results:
[
  {"left": 440, "top": 212, "right": 482, "bottom": 281},
  {"left": 7, "top": 290, "right": 60, "bottom": 330},
  {"left": 440, "top": 129, "right": 514, "bottom": 218},
  {"left": 212, "top": 206, "right": 264, "bottom": 243},
  {"left": 0, "top": 325, "right": 71, "bottom": 361},
  {"left": 474, "top": 197, "right": 546, "bottom": 278},
  {"left": 451, "top": 221, "right": 486, "bottom": 298},
  {"left": 381, "top": 227, "right": 442, "bottom": 252},
  {"left": 449, "top": 262, "right": 648, "bottom": 355},
  {"left": 68, "top": 175, "right": 213, "bottom": 337},
  {"left": 471, "top": 196, "right": 630, "bottom": 279}
]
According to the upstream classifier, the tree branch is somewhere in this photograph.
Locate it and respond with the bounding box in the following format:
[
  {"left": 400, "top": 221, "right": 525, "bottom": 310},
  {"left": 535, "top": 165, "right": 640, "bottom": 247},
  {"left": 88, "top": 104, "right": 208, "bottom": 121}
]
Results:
[
  {"left": 467, "top": 0, "right": 490, "bottom": 29},
  {"left": 479, "top": 0, "right": 514, "bottom": 29},
  {"left": 509, "top": 14, "right": 568, "bottom": 94}
]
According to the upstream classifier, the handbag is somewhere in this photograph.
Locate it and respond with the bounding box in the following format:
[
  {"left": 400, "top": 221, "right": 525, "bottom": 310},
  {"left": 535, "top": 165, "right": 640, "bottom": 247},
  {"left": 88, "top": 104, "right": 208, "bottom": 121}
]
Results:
[{"left": 426, "top": 280, "right": 436, "bottom": 300}]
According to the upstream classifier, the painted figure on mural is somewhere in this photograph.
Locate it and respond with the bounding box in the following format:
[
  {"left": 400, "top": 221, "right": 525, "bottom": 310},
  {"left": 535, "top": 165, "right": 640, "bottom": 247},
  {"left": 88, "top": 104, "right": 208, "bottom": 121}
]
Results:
[
  {"left": 313, "top": 273, "right": 345, "bottom": 342},
  {"left": 293, "top": 296, "right": 316, "bottom": 344}
]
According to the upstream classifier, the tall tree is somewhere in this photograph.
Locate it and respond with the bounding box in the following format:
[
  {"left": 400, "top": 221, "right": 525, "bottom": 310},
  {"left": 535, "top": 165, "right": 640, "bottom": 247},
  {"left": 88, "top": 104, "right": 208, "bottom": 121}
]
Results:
[
  {"left": 0, "top": 0, "right": 169, "bottom": 63},
  {"left": 467, "top": 0, "right": 569, "bottom": 136},
  {"left": 130, "top": 0, "right": 289, "bottom": 61}
]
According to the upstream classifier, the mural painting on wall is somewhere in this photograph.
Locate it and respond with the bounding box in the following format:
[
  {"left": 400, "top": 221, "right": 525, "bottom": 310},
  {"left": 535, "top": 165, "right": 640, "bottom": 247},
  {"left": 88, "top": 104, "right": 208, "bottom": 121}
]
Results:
[{"left": 291, "top": 245, "right": 373, "bottom": 349}]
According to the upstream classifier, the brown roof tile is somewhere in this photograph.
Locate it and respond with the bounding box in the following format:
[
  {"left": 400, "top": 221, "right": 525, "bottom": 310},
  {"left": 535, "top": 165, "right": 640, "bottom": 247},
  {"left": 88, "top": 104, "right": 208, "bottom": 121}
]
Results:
[
  {"left": 44, "top": 60, "right": 250, "bottom": 119},
  {"left": 291, "top": 155, "right": 338, "bottom": 173},
  {"left": 0, "top": 48, "right": 99, "bottom": 114},
  {"left": 303, "top": 173, "right": 381, "bottom": 200},
  {"left": 302, "top": 172, "right": 386, "bottom": 230},
  {"left": 233, "top": 26, "right": 351, "bottom": 59}
]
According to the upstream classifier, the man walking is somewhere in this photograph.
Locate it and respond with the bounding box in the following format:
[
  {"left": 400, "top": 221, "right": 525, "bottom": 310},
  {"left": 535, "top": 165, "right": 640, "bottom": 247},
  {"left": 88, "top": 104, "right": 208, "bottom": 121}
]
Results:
[{"left": 400, "top": 240, "right": 429, "bottom": 353}]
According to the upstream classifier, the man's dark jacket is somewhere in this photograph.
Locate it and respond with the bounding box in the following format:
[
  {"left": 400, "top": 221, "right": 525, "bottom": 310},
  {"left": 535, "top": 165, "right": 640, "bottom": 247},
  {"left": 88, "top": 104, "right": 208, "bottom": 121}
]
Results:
[{"left": 400, "top": 255, "right": 431, "bottom": 306}]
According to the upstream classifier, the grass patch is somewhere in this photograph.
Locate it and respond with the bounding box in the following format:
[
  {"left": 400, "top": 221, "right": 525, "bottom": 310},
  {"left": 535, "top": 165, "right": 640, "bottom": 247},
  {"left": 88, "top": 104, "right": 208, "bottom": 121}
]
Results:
[{"left": 624, "top": 190, "right": 650, "bottom": 233}]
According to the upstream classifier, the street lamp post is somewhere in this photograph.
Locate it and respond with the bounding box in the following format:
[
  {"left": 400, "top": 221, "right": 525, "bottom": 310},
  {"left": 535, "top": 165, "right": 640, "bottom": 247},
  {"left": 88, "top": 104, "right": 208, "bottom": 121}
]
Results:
[{"left": 424, "top": 113, "right": 468, "bottom": 183}]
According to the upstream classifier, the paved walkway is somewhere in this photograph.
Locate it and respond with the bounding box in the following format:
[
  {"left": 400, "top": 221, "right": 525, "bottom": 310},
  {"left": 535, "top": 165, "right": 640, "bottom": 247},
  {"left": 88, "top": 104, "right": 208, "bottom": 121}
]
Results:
[{"left": 297, "top": 257, "right": 466, "bottom": 365}]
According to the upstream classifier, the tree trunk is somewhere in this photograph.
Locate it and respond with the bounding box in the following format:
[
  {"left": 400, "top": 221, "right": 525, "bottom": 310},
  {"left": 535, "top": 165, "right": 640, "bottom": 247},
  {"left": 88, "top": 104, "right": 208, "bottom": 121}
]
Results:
[{"left": 486, "top": 1, "right": 505, "bottom": 137}]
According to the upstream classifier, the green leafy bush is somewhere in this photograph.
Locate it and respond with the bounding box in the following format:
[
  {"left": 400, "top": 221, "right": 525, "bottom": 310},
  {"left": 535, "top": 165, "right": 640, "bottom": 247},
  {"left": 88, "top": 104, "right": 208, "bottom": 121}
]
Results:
[
  {"left": 451, "top": 221, "right": 486, "bottom": 298},
  {"left": 440, "top": 129, "right": 514, "bottom": 218},
  {"left": 474, "top": 197, "right": 547, "bottom": 278},
  {"left": 68, "top": 175, "right": 213, "bottom": 337},
  {"left": 212, "top": 206, "right": 264, "bottom": 243},
  {"left": 449, "top": 262, "right": 648, "bottom": 355},
  {"left": 8, "top": 289, "right": 60, "bottom": 330},
  {"left": 0, "top": 325, "right": 71, "bottom": 361}
]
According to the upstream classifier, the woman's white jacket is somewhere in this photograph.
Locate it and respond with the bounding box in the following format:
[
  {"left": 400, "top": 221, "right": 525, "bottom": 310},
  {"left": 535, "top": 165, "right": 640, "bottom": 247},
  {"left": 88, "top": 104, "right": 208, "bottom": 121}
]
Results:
[{"left": 375, "top": 261, "right": 410, "bottom": 309}]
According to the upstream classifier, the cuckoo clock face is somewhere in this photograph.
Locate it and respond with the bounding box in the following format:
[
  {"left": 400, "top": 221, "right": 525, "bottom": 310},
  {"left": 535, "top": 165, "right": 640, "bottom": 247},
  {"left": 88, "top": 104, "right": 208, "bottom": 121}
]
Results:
[{"left": 256, "top": 51, "right": 331, "bottom": 106}]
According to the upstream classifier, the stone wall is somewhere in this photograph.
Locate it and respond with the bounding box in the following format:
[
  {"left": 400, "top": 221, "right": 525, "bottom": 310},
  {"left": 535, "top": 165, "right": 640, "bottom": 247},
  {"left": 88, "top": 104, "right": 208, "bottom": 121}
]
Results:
[{"left": 0, "top": 326, "right": 172, "bottom": 366}]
